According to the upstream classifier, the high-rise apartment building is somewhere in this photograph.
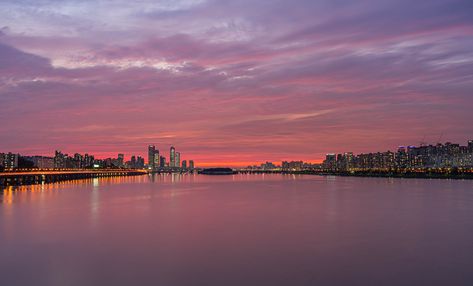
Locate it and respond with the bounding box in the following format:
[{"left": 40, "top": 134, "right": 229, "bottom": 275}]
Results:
[
  {"left": 137, "top": 156, "right": 145, "bottom": 168},
  {"left": 154, "top": 149, "right": 160, "bottom": 168},
  {"left": 324, "top": 154, "right": 336, "bottom": 170},
  {"left": 117, "top": 154, "right": 124, "bottom": 168},
  {"left": 0, "top": 153, "right": 5, "bottom": 168},
  {"left": 148, "top": 145, "right": 156, "bottom": 169},
  {"left": 3, "top": 153, "right": 18, "bottom": 169},
  {"left": 54, "top": 150, "right": 66, "bottom": 168},
  {"left": 175, "top": 152, "right": 180, "bottom": 168},
  {"left": 130, "top": 155, "right": 137, "bottom": 168},
  {"left": 170, "top": 146, "right": 176, "bottom": 167},
  {"left": 160, "top": 156, "right": 166, "bottom": 168}
]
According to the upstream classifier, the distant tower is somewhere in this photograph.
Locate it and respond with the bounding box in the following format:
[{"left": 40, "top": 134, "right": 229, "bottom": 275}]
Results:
[
  {"left": 160, "top": 156, "right": 166, "bottom": 168},
  {"left": 181, "top": 160, "right": 187, "bottom": 169},
  {"left": 137, "top": 157, "right": 145, "bottom": 168},
  {"left": 323, "top": 154, "right": 336, "bottom": 170},
  {"left": 148, "top": 145, "right": 156, "bottom": 169},
  {"left": 175, "top": 152, "right": 181, "bottom": 168},
  {"left": 131, "top": 156, "right": 137, "bottom": 168},
  {"left": 189, "top": 160, "right": 194, "bottom": 169},
  {"left": 154, "top": 149, "right": 160, "bottom": 168},
  {"left": 54, "top": 150, "right": 65, "bottom": 169},
  {"left": 170, "top": 146, "right": 176, "bottom": 167},
  {"left": 4, "top": 153, "right": 18, "bottom": 169},
  {"left": 117, "top": 154, "right": 124, "bottom": 168}
]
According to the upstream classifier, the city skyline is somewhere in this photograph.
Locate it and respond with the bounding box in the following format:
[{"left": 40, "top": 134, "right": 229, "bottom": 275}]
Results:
[
  {"left": 2, "top": 2, "right": 473, "bottom": 285},
  {"left": 245, "top": 139, "right": 473, "bottom": 170},
  {"left": 2, "top": 139, "right": 472, "bottom": 170},
  {"left": 0, "top": 143, "right": 197, "bottom": 170},
  {"left": 1, "top": 0, "right": 473, "bottom": 167}
]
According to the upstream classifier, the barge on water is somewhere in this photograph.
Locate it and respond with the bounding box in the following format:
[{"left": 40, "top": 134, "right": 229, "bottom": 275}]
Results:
[{"left": 199, "top": 168, "right": 236, "bottom": 175}]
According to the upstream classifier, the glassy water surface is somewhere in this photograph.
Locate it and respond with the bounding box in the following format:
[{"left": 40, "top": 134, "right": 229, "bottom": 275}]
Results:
[{"left": 1, "top": 174, "right": 473, "bottom": 286}]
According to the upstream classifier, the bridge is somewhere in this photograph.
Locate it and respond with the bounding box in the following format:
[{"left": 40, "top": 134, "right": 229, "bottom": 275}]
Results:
[{"left": 0, "top": 169, "right": 148, "bottom": 186}]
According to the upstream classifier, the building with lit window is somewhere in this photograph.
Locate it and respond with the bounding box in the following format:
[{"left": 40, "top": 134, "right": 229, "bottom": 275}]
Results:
[
  {"left": 160, "top": 156, "right": 166, "bottom": 168},
  {"left": 175, "top": 152, "right": 180, "bottom": 168},
  {"left": 170, "top": 146, "right": 176, "bottom": 168},
  {"left": 117, "top": 154, "right": 124, "bottom": 168},
  {"left": 153, "top": 149, "right": 160, "bottom": 168},
  {"left": 148, "top": 145, "right": 156, "bottom": 169},
  {"left": 3, "top": 153, "right": 18, "bottom": 169}
]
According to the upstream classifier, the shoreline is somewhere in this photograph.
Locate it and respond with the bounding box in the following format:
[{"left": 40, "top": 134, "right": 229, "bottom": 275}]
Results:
[
  {"left": 2, "top": 170, "right": 472, "bottom": 188},
  {"left": 238, "top": 170, "right": 473, "bottom": 180},
  {"left": 301, "top": 171, "right": 473, "bottom": 180}
]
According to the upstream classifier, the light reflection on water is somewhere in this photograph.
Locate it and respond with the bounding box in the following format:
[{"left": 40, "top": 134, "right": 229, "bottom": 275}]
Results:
[{"left": 1, "top": 174, "right": 473, "bottom": 286}]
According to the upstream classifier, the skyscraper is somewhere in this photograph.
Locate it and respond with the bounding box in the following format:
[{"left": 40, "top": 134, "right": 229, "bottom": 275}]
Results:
[
  {"left": 148, "top": 145, "right": 156, "bottom": 169},
  {"left": 154, "top": 149, "right": 160, "bottom": 168},
  {"left": 0, "top": 153, "right": 4, "bottom": 168},
  {"left": 175, "top": 152, "right": 180, "bottom": 168},
  {"left": 117, "top": 154, "right": 124, "bottom": 168},
  {"left": 181, "top": 160, "right": 187, "bottom": 169},
  {"left": 160, "top": 156, "right": 166, "bottom": 168},
  {"left": 3, "top": 153, "right": 18, "bottom": 169},
  {"left": 324, "top": 154, "right": 336, "bottom": 170},
  {"left": 189, "top": 160, "right": 194, "bottom": 169},
  {"left": 74, "top": 153, "right": 84, "bottom": 168},
  {"left": 130, "top": 155, "right": 136, "bottom": 168},
  {"left": 137, "top": 156, "right": 145, "bottom": 168},
  {"left": 84, "top": 153, "right": 93, "bottom": 168},
  {"left": 54, "top": 150, "right": 66, "bottom": 168},
  {"left": 170, "top": 146, "right": 176, "bottom": 168}
]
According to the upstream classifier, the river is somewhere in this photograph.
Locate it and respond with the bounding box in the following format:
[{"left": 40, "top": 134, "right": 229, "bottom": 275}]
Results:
[{"left": 1, "top": 174, "right": 472, "bottom": 285}]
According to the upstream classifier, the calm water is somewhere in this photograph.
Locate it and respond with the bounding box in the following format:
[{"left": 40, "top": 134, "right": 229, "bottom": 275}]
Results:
[{"left": 1, "top": 174, "right": 473, "bottom": 286}]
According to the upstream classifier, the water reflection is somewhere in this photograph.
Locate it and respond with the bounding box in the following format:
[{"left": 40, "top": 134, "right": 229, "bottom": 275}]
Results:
[
  {"left": 1, "top": 175, "right": 473, "bottom": 286},
  {"left": 148, "top": 172, "right": 199, "bottom": 184},
  {"left": 90, "top": 178, "right": 101, "bottom": 227},
  {"left": 0, "top": 176, "right": 149, "bottom": 204}
]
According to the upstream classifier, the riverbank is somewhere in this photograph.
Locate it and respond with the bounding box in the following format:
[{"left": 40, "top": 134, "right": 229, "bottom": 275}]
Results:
[
  {"left": 238, "top": 170, "right": 473, "bottom": 180},
  {"left": 302, "top": 170, "right": 473, "bottom": 180}
]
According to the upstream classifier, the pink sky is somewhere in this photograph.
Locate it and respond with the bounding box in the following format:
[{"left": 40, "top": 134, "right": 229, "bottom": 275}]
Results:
[{"left": 1, "top": 0, "right": 472, "bottom": 167}]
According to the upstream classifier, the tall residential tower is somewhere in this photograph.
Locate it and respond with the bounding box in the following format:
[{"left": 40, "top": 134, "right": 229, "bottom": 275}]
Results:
[
  {"left": 170, "top": 146, "right": 176, "bottom": 167},
  {"left": 175, "top": 152, "right": 180, "bottom": 168},
  {"left": 148, "top": 145, "right": 156, "bottom": 169}
]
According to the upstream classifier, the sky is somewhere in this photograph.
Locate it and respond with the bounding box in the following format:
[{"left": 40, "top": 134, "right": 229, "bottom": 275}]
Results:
[{"left": 0, "top": 0, "right": 472, "bottom": 167}]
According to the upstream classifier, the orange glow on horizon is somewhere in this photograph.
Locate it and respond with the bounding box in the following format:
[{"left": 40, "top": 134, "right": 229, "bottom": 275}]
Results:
[{"left": 197, "top": 160, "right": 324, "bottom": 168}]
